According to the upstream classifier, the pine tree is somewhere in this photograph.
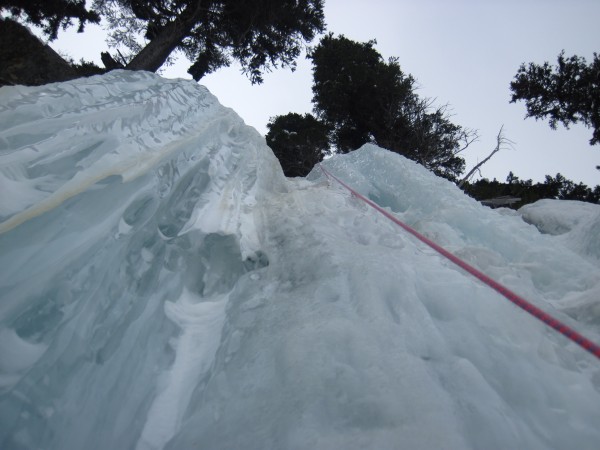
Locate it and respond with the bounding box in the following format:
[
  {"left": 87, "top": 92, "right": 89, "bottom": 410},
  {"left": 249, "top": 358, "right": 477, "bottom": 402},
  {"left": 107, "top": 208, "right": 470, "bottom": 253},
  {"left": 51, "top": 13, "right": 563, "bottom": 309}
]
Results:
[
  {"left": 266, "top": 113, "right": 330, "bottom": 177},
  {"left": 309, "top": 34, "right": 473, "bottom": 181},
  {"left": 93, "top": 0, "right": 325, "bottom": 83},
  {"left": 0, "top": 0, "right": 100, "bottom": 40},
  {"left": 510, "top": 51, "right": 600, "bottom": 145}
]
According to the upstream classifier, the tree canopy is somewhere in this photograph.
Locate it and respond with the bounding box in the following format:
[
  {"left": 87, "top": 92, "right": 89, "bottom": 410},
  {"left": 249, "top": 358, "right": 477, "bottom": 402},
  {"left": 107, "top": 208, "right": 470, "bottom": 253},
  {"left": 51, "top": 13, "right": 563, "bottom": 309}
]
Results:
[
  {"left": 266, "top": 35, "right": 476, "bottom": 181},
  {"left": 0, "top": 0, "right": 100, "bottom": 39},
  {"left": 463, "top": 171, "right": 600, "bottom": 208},
  {"left": 309, "top": 35, "right": 413, "bottom": 152},
  {"left": 93, "top": 0, "right": 325, "bottom": 83},
  {"left": 510, "top": 51, "right": 600, "bottom": 145},
  {"left": 304, "top": 34, "right": 474, "bottom": 181},
  {"left": 266, "top": 113, "right": 330, "bottom": 177}
]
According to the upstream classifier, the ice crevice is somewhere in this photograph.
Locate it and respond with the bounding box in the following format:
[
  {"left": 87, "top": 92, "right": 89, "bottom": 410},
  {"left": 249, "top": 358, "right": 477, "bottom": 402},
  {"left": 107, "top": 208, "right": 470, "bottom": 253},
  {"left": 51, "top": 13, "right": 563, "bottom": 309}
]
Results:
[{"left": 136, "top": 289, "right": 228, "bottom": 450}]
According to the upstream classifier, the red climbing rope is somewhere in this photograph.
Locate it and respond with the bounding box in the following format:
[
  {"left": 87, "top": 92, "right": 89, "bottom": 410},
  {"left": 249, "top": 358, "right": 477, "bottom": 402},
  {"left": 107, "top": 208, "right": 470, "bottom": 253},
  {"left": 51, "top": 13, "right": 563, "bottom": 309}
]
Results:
[{"left": 320, "top": 164, "right": 600, "bottom": 360}]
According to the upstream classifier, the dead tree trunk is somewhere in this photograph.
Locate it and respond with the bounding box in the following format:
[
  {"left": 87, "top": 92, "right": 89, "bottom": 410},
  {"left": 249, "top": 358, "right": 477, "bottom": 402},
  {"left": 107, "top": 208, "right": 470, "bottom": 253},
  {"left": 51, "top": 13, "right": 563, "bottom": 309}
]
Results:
[{"left": 458, "top": 126, "right": 512, "bottom": 188}]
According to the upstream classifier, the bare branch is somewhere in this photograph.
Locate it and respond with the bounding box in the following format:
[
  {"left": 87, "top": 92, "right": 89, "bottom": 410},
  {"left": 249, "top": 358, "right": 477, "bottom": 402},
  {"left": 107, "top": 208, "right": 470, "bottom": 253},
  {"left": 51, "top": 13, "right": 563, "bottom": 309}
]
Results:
[
  {"left": 458, "top": 125, "right": 514, "bottom": 188},
  {"left": 456, "top": 128, "right": 479, "bottom": 154}
]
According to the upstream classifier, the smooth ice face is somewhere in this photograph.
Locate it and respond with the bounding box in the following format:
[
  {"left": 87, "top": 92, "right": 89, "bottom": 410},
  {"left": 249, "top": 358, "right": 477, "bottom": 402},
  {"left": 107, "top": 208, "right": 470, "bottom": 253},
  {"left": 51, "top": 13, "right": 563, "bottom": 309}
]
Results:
[{"left": 1, "top": 72, "right": 600, "bottom": 450}]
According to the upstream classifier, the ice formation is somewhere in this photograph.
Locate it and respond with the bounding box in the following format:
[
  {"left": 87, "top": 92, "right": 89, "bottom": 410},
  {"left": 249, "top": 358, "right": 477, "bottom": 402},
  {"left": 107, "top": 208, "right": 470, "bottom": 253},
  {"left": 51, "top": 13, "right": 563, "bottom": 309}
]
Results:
[{"left": 0, "top": 71, "right": 599, "bottom": 449}]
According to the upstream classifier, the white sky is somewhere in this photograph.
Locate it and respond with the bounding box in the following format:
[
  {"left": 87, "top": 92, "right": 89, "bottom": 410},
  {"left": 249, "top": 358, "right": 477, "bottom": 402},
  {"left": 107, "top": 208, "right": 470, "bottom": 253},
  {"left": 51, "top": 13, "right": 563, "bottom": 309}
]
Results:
[{"left": 48, "top": 0, "right": 600, "bottom": 186}]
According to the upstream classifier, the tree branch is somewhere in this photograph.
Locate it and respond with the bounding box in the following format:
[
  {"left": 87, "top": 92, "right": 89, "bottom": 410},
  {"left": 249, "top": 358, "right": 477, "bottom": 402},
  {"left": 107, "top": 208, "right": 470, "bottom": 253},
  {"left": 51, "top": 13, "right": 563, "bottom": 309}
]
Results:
[{"left": 458, "top": 125, "right": 513, "bottom": 188}]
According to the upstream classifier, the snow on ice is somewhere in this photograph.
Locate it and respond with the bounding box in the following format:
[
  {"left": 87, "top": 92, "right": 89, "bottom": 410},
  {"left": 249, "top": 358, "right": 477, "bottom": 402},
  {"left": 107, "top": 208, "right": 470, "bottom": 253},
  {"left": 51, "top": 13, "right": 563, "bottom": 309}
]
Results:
[{"left": 0, "top": 71, "right": 599, "bottom": 449}]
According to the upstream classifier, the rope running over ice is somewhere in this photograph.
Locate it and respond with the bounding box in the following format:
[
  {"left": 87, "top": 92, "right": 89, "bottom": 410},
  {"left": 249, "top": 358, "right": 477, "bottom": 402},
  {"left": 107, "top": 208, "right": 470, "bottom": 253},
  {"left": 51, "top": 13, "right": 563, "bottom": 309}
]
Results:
[{"left": 320, "top": 164, "right": 600, "bottom": 361}]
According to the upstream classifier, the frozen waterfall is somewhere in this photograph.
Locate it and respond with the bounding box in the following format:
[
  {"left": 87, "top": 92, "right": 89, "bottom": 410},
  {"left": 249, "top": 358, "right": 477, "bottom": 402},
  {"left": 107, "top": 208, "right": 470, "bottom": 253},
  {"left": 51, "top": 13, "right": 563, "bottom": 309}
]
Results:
[{"left": 1, "top": 71, "right": 599, "bottom": 449}]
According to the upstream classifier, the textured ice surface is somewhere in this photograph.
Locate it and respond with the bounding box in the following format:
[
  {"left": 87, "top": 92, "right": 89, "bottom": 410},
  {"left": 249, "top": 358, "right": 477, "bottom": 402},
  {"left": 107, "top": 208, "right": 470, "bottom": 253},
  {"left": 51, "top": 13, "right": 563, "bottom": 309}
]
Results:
[
  {"left": 1, "top": 72, "right": 599, "bottom": 449},
  {"left": 520, "top": 199, "right": 600, "bottom": 263}
]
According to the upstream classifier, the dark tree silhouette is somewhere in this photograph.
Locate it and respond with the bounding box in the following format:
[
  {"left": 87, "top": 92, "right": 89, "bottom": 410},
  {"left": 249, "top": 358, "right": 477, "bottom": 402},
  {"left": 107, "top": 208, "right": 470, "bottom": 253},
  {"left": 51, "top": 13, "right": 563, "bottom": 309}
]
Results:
[
  {"left": 94, "top": 0, "right": 325, "bottom": 83},
  {"left": 510, "top": 51, "right": 600, "bottom": 145},
  {"left": 463, "top": 171, "right": 600, "bottom": 208},
  {"left": 0, "top": 0, "right": 100, "bottom": 39},
  {"left": 266, "top": 113, "right": 330, "bottom": 177},
  {"left": 308, "top": 34, "right": 475, "bottom": 181}
]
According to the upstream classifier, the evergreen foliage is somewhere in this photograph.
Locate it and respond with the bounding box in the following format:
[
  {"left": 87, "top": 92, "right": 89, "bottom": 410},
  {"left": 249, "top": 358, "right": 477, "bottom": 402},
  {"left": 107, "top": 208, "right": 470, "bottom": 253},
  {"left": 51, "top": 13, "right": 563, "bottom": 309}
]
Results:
[
  {"left": 309, "top": 35, "right": 412, "bottom": 152},
  {"left": 70, "top": 59, "right": 106, "bottom": 77},
  {"left": 93, "top": 0, "right": 325, "bottom": 82},
  {"left": 268, "top": 35, "right": 475, "bottom": 180},
  {"left": 307, "top": 34, "right": 472, "bottom": 181},
  {"left": 0, "top": 18, "right": 82, "bottom": 87},
  {"left": 463, "top": 171, "right": 600, "bottom": 208},
  {"left": 510, "top": 51, "right": 600, "bottom": 145},
  {"left": 0, "top": 0, "right": 99, "bottom": 40},
  {"left": 266, "top": 113, "right": 330, "bottom": 177}
]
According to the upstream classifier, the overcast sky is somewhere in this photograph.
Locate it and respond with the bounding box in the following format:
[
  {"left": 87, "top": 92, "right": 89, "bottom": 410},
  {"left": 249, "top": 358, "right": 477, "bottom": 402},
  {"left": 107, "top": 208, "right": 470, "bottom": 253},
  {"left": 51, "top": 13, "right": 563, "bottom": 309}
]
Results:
[{"left": 49, "top": 0, "right": 600, "bottom": 185}]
